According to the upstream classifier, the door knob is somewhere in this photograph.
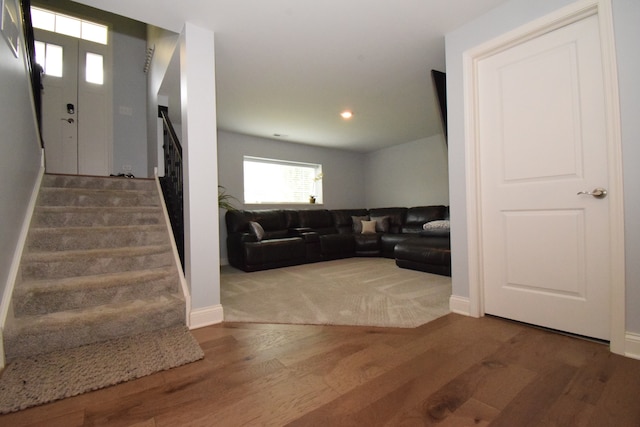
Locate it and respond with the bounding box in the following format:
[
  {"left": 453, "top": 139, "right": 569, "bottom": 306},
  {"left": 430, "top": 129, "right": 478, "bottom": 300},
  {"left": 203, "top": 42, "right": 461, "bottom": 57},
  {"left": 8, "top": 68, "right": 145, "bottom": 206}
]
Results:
[
  {"left": 61, "top": 118, "right": 75, "bottom": 124},
  {"left": 577, "top": 187, "right": 607, "bottom": 199}
]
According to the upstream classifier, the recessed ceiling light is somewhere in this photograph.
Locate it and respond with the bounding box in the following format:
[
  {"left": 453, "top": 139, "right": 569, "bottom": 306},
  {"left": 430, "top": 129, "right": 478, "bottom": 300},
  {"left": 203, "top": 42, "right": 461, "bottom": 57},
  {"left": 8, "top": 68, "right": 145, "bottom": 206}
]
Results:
[{"left": 340, "top": 111, "right": 353, "bottom": 119}]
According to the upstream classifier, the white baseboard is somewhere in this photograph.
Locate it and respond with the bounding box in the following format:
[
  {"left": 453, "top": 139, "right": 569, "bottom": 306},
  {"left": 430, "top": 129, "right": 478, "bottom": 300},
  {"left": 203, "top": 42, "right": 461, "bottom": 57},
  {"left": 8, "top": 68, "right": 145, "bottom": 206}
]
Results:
[
  {"left": 625, "top": 332, "right": 640, "bottom": 360},
  {"left": 220, "top": 257, "right": 229, "bottom": 266},
  {"left": 190, "top": 304, "right": 224, "bottom": 329},
  {"left": 449, "top": 295, "right": 471, "bottom": 316},
  {"left": 0, "top": 165, "right": 44, "bottom": 369}
]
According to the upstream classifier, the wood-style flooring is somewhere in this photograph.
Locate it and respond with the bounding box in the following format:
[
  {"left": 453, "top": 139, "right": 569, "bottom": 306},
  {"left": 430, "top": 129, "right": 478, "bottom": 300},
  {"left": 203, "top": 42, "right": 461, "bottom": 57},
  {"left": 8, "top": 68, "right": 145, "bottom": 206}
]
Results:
[{"left": 2, "top": 313, "right": 640, "bottom": 426}]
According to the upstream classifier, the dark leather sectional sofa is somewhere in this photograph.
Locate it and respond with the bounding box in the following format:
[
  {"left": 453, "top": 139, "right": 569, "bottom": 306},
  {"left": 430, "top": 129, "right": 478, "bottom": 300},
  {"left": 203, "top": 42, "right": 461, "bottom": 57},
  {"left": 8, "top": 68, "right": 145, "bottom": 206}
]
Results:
[{"left": 225, "top": 205, "right": 451, "bottom": 276}]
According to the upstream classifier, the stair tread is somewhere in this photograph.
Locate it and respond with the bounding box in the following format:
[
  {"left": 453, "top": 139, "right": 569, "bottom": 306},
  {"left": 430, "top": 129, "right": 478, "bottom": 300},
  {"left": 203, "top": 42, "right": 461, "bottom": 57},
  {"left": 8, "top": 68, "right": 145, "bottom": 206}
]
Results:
[
  {"left": 29, "top": 224, "right": 167, "bottom": 234},
  {"left": 43, "top": 174, "right": 156, "bottom": 190},
  {"left": 23, "top": 244, "right": 173, "bottom": 261},
  {"left": 41, "top": 187, "right": 157, "bottom": 195},
  {"left": 5, "top": 293, "right": 185, "bottom": 336},
  {"left": 15, "top": 266, "right": 176, "bottom": 294},
  {"left": 36, "top": 205, "right": 162, "bottom": 212}
]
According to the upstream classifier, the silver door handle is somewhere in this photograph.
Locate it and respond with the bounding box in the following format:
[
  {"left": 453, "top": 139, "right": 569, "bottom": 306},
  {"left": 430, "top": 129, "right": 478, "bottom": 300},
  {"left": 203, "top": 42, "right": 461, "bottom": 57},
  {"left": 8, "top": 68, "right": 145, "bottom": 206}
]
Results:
[
  {"left": 577, "top": 187, "right": 607, "bottom": 199},
  {"left": 61, "top": 118, "right": 74, "bottom": 124}
]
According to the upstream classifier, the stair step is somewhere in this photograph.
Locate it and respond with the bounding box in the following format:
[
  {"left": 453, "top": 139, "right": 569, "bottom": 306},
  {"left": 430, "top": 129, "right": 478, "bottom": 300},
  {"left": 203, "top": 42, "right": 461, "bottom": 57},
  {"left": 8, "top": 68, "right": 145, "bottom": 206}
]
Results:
[
  {"left": 26, "top": 224, "right": 169, "bottom": 252},
  {"left": 21, "top": 245, "right": 174, "bottom": 281},
  {"left": 43, "top": 174, "right": 156, "bottom": 191},
  {"left": 13, "top": 267, "right": 179, "bottom": 316},
  {"left": 32, "top": 206, "right": 165, "bottom": 227},
  {"left": 7, "top": 174, "right": 186, "bottom": 362},
  {"left": 38, "top": 187, "right": 160, "bottom": 208},
  {"left": 4, "top": 293, "right": 185, "bottom": 361}
]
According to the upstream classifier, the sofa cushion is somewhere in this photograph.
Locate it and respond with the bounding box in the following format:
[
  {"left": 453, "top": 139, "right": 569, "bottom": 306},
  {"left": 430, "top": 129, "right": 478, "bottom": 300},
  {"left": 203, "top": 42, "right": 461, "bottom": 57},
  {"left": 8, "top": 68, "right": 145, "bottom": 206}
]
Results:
[
  {"left": 319, "top": 234, "right": 356, "bottom": 259},
  {"left": 245, "top": 210, "right": 285, "bottom": 231},
  {"left": 354, "top": 233, "right": 381, "bottom": 256},
  {"left": 298, "top": 209, "right": 333, "bottom": 229},
  {"left": 402, "top": 205, "right": 448, "bottom": 234},
  {"left": 369, "top": 207, "right": 407, "bottom": 234},
  {"left": 373, "top": 215, "right": 390, "bottom": 232},
  {"left": 331, "top": 209, "right": 369, "bottom": 234},
  {"left": 249, "top": 221, "right": 265, "bottom": 241},
  {"left": 361, "top": 220, "right": 377, "bottom": 234},
  {"left": 351, "top": 215, "right": 369, "bottom": 233}
]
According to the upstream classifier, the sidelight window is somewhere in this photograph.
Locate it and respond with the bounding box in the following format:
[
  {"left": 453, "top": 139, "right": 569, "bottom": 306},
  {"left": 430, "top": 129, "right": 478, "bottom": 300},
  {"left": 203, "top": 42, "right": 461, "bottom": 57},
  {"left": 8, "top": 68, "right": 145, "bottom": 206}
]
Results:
[{"left": 34, "top": 41, "right": 63, "bottom": 77}]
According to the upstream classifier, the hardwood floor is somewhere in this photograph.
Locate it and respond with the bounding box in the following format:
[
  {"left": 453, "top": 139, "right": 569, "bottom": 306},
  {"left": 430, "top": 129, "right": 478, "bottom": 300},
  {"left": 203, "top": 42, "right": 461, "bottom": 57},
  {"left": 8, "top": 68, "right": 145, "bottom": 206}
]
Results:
[{"left": 2, "top": 313, "right": 640, "bottom": 426}]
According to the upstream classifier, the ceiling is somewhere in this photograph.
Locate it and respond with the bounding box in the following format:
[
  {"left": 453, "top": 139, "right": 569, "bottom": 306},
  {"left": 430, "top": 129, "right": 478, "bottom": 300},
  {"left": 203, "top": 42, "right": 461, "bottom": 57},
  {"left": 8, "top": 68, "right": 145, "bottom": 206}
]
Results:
[{"left": 73, "top": 0, "right": 508, "bottom": 152}]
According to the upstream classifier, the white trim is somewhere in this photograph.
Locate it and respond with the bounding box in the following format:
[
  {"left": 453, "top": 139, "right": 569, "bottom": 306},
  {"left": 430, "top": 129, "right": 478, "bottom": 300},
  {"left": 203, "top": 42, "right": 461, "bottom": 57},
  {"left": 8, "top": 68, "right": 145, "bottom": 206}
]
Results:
[
  {"left": 625, "top": 333, "right": 640, "bottom": 360},
  {"left": 190, "top": 304, "right": 224, "bottom": 329},
  {"left": 0, "top": 162, "right": 45, "bottom": 368},
  {"left": 449, "top": 295, "right": 472, "bottom": 317},
  {"left": 154, "top": 168, "right": 192, "bottom": 327},
  {"left": 219, "top": 257, "right": 229, "bottom": 266},
  {"left": 595, "top": 0, "right": 626, "bottom": 356},
  {"left": 463, "top": 0, "right": 625, "bottom": 353}
]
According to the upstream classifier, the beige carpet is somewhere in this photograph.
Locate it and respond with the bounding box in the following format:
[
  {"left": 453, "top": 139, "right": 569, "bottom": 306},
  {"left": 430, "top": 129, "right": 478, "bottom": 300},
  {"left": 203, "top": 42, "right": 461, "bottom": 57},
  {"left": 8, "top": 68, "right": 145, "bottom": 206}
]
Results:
[
  {"left": 221, "top": 258, "right": 452, "bottom": 328},
  {"left": 0, "top": 325, "right": 204, "bottom": 414}
]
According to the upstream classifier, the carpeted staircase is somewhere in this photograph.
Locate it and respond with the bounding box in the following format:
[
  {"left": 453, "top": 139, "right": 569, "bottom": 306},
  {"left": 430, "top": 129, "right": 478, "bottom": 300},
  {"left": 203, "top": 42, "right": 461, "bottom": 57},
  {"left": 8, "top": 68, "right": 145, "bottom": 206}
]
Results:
[{"left": 3, "top": 174, "right": 187, "bottom": 361}]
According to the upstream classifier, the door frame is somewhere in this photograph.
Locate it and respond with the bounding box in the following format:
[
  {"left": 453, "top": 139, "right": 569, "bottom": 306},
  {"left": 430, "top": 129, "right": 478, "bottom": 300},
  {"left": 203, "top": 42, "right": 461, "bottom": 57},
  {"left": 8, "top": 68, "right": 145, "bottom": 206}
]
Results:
[{"left": 462, "top": 0, "right": 625, "bottom": 354}]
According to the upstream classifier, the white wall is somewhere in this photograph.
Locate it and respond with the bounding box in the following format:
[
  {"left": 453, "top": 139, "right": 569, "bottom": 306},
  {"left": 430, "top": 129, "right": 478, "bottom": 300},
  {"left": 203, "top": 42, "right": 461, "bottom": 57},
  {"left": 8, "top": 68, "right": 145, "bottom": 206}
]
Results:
[
  {"left": 179, "top": 23, "right": 220, "bottom": 319},
  {"left": 445, "top": 0, "right": 640, "bottom": 332},
  {"left": 364, "top": 134, "right": 449, "bottom": 208},
  {"left": 0, "top": 3, "right": 44, "bottom": 321}
]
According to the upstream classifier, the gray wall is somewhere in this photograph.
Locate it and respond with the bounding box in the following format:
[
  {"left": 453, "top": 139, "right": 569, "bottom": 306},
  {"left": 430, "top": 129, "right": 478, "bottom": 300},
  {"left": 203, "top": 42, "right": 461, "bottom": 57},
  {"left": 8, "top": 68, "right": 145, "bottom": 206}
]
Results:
[
  {"left": 614, "top": 0, "right": 640, "bottom": 333},
  {"left": 445, "top": 0, "right": 640, "bottom": 332},
  {"left": 111, "top": 21, "right": 148, "bottom": 177},
  {"left": 34, "top": 0, "right": 149, "bottom": 177},
  {"left": 145, "top": 25, "right": 179, "bottom": 177},
  {"left": 0, "top": 5, "right": 43, "bottom": 316},
  {"left": 365, "top": 134, "right": 449, "bottom": 208}
]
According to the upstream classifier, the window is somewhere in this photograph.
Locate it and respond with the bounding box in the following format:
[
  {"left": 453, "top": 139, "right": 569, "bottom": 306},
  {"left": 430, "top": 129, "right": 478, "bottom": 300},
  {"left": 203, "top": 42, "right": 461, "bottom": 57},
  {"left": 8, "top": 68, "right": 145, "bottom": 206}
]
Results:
[
  {"left": 34, "top": 40, "right": 63, "bottom": 77},
  {"left": 31, "top": 7, "right": 108, "bottom": 45},
  {"left": 85, "top": 52, "right": 103, "bottom": 84},
  {"left": 244, "top": 157, "right": 323, "bottom": 204}
]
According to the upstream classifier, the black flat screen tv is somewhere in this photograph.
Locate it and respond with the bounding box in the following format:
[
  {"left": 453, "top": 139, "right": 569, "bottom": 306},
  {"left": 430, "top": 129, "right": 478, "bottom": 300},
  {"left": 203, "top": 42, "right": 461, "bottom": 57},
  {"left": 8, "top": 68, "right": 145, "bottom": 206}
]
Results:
[{"left": 431, "top": 69, "right": 447, "bottom": 143}]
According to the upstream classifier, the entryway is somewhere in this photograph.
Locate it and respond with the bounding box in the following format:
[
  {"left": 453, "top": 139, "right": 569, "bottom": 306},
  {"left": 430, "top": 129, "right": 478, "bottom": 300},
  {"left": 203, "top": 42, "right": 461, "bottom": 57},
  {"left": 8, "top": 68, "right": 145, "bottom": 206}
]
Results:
[{"left": 35, "top": 16, "right": 112, "bottom": 175}]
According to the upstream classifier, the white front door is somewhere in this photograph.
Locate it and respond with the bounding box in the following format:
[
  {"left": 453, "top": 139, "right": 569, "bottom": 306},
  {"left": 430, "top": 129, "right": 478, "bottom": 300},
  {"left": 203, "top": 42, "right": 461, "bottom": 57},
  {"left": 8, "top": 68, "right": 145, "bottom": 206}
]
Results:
[
  {"left": 36, "top": 29, "right": 111, "bottom": 176},
  {"left": 478, "top": 13, "right": 611, "bottom": 340}
]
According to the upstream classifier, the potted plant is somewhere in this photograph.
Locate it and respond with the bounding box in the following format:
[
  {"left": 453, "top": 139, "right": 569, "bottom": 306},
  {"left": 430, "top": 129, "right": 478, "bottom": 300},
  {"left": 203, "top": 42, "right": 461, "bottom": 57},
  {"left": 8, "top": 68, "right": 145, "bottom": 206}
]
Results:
[{"left": 218, "top": 186, "right": 238, "bottom": 211}]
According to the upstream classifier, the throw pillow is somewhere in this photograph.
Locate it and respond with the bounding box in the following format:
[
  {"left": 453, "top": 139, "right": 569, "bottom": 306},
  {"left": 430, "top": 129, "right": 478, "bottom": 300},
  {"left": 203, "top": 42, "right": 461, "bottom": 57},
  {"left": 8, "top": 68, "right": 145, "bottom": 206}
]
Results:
[
  {"left": 351, "top": 215, "right": 369, "bottom": 233},
  {"left": 371, "top": 215, "right": 390, "bottom": 233},
  {"left": 423, "top": 220, "right": 450, "bottom": 231},
  {"left": 361, "top": 220, "right": 377, "bottom": 234},
  {"left": 249, "top": 221, "right": 265, "bottom": 241}
]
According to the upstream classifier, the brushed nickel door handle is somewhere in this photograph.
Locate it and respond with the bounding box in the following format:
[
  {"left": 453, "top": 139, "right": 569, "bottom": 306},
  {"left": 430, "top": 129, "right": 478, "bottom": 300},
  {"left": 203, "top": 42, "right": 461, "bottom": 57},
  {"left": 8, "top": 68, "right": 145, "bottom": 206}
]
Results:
[{"left": 577, "top": 187, "right": 607, "bottom": 199}]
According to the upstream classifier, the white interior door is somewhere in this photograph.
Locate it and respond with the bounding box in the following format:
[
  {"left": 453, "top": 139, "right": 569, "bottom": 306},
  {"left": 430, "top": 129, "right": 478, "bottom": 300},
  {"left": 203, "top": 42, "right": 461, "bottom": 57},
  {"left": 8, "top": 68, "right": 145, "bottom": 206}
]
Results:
[
  {"left": 478, "top": 14, "right": 611, "bottom": 340},
  {"left": 36, "top": 29, "right": 111, "bottom": 176}
]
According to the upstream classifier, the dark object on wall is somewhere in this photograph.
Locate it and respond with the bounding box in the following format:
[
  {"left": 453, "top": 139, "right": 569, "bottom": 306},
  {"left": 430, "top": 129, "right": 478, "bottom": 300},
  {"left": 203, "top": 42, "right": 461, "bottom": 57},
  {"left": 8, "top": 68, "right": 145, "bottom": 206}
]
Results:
[{"left": 431, "top": 69, "right": 447, "bottom": 142}]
